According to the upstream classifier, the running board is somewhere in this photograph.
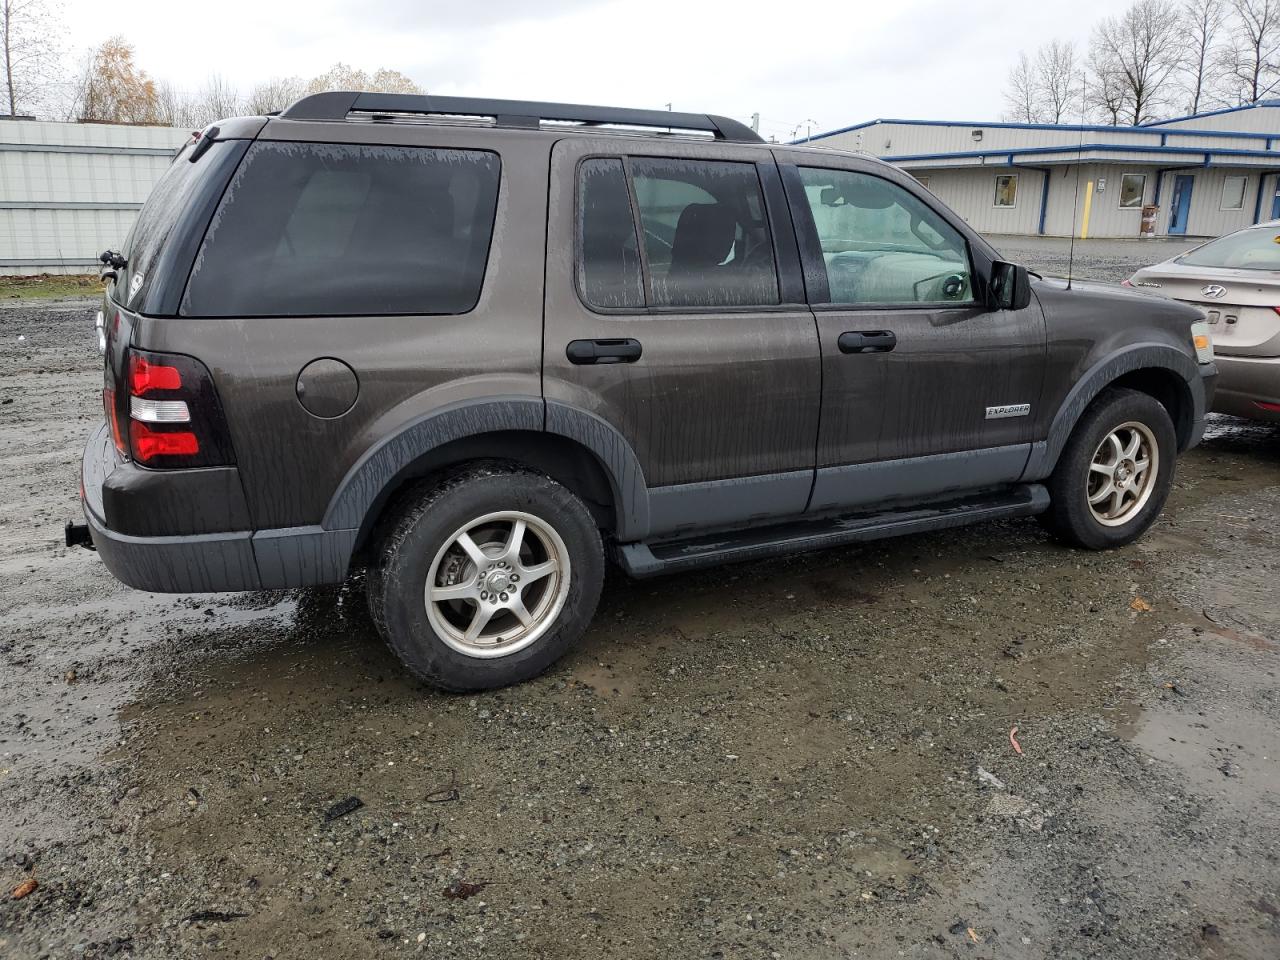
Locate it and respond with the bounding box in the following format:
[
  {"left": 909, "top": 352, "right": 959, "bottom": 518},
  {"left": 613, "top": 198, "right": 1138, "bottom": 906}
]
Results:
[{"left": 614, "top": 484, "right": 1049, "bottom": 578}]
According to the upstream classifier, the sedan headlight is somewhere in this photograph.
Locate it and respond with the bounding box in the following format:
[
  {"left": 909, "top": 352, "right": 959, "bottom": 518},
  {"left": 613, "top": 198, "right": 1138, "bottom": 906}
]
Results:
[{"left": 1190, "top": 320, "right": 1214, "bottom": 364}]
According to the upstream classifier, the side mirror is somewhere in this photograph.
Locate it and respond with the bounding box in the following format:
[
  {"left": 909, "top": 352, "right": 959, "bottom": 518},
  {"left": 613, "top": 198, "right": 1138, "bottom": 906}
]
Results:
[{"left": 990, "top": 260, "right": 1031, "bottom": 311}]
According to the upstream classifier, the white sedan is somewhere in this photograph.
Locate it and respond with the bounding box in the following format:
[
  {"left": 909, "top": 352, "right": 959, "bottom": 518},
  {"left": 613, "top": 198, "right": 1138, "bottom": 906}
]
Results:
[{"left": 1126, "top": 221, "right": 1280, "bottom": 423}]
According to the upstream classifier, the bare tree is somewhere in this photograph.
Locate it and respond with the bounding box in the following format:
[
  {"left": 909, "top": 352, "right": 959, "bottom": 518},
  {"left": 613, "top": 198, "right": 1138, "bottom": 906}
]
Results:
[
  {"left": 245, "top": 75, "right": 307, "bottom": 115},
  {"left": 306, "top": 62, "right": 423, "bottom": 96},
  {"left": 1038, "top": 40, "right": 1081, "bottom": 122},
  {"left": 1002, "top": 52, "right": 1039, "bottom": 122},
  {"left": 1217, "top": 0, "right": 1280, "bottom": 102},
  {"left": 1, "top": 0, "right": 59, "bottom": 116},
  {"left": 1087, "top": 45, "right": 1131, "bottom": 123},
  {"left": 75, "top": 37, "right": 161, "bottom": 124},
  {"left": 1091, "top": 0, "right": 1185, "bottom": 124},
  {"left": 1181, "top": 0, "right": 1228, "bottom": 112},
  {"left": 1003, "top": 42, "right": 1080, "bottom": 123},
  {"left": 194, "top": 74, "right": 242, "bottom": 123}
]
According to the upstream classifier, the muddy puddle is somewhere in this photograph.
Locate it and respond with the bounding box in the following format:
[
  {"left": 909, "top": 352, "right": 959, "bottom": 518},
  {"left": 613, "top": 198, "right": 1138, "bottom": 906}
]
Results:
[{"left": 2, "top": 302, "right": 1278, "bottom": 959}]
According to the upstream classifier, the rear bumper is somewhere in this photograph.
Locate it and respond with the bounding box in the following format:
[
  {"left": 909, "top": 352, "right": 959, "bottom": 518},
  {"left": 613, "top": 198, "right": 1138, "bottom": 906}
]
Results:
[
  {"left": 81, "top": 423, "right": 356, "bottom": 593},
  {"left": 1211, "top": 353, "right": 1280, "bottom": 422}
]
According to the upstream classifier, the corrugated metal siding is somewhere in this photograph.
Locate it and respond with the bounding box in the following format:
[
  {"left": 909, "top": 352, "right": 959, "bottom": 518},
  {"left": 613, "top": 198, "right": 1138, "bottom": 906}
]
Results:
[
  {"left": 916, "top": 168, "right": 1042, "bottom": 234},
  {"left": 906, "top": 162, "right": 1273, "bottom": 238},
  {"left": 0, "top": 120, "right": 189, "bottom": 274},
  {"left": 1154, "top": 105, "right": 1280, "bottom": 134},
  {"left": 806, "top": 107, "right": 1280, "bottom": 239}
]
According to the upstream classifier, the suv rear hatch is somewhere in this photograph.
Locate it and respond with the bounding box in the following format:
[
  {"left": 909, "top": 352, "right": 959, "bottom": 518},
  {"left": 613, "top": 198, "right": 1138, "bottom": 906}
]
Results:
[{"left": 102, "top": 122, "right": 263, "bottom": 467}]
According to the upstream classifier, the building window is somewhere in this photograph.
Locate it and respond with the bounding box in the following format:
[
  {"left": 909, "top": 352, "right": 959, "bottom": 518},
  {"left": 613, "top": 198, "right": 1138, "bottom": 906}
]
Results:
[
  {"left": 994, "top": 175, "right": 1018, "bottom": 208},
  {"left": 1119, "top": 173, "right": 1146, "bottom": 209},
  {"left": 1221, "top": 176, "right": 1247, "bottom": 211},
  {"left": 914, "top": 175, "right": 931, "bottom": 189}
]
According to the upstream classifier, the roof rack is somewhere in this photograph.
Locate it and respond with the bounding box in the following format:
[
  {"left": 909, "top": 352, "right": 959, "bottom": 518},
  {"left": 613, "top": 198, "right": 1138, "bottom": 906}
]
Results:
[{"left": 279, "top": 92, "right": 764, "bottom": 144}]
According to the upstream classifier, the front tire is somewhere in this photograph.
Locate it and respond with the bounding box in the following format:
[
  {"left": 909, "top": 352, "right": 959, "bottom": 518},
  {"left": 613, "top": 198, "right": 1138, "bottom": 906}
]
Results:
[
  {"left": 1039, "top": 387, "right": 1177, "bottom": 550},
  {"left": 367, "top": 463, "right": 604, "bottom": 691}
]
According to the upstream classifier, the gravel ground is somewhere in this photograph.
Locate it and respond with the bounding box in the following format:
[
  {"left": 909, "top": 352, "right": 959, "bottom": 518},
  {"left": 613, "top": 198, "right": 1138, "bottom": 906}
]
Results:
[
  {"left": 1, "top": 268, "right": 1278, "bottom": 959},
  {"left": 988, "top": 235, "right": 1201, "bottom": 283}
]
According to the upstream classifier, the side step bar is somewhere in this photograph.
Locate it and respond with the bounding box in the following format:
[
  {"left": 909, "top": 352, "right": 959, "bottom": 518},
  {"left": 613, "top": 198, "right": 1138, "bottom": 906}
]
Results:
[{"left": 614, "top": 484, "right": 1049, "bottom": 578}]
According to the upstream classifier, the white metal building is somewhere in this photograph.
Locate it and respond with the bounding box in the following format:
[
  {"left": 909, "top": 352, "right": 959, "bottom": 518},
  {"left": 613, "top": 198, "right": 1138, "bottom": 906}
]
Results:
[
  {"left": 803, "top": 100, "right": 1280, "bottom": 240},
  {"left": 0, "top": 119, "right": 189, "bottom": 275}
]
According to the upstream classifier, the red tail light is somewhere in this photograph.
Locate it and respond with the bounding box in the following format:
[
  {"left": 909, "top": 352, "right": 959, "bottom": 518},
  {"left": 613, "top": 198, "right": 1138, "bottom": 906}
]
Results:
[
  {"left": 129, "top": 421, "right": 200, "bottom": 460},
  {"left": 122, "top": 349, "right": 234, "bottom": 468},
  {"left": 129, "top": 354, "right": 183, "bottom": 396},
  {"left": 1255, "top": 400, "right": 1280, "bottom": 413}
]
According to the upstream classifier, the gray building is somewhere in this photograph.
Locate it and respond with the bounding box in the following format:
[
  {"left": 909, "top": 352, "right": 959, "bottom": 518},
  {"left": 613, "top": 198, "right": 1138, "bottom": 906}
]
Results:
[
  {"left": 803, "top": 100, "right": 1280, "bottom": 240},
  {"left": 0, "top": 119, "right": 189, "bottom": 275}
]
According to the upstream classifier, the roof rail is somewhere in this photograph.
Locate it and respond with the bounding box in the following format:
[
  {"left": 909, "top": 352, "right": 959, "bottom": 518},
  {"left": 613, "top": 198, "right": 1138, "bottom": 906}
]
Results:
[{"left": 279, "top": 92, "right": 764, "bottom": 143}]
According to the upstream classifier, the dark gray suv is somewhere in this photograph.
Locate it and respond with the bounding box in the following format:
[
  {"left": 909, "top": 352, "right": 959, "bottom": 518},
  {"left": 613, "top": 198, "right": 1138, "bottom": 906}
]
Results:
[{"left": 73, "top": 93, "right": 1217, "bottom": 691}]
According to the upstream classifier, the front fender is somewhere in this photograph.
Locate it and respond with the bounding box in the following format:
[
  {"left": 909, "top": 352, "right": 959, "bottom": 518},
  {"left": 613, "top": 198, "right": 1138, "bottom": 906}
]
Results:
[{"left": 1022, "top": 342, "right": 1206, "bottom": 481}]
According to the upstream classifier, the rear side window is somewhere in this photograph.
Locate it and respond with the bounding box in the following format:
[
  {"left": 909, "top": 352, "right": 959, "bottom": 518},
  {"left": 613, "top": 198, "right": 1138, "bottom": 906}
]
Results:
[
  {"left": 576, "top": 155, "right": 779, "bottom": 310},
  {"left": 578, "top": 158, "right": 645, "bottom": 309},
  {"left": 631, "top": 158, "right": 778, "bottom": 308},
  {"left": 182, "top": 142, "right": 500, "bottom": 317},
  {"left": 120, "top": 140, "right": 240, "bottom": 311}
]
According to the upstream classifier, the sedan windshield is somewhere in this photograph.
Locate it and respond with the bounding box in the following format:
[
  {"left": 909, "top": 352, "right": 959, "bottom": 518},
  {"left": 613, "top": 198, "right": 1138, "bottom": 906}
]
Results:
[{"left": 1177, "top": 226, "right": 1280, "bottom": 271}]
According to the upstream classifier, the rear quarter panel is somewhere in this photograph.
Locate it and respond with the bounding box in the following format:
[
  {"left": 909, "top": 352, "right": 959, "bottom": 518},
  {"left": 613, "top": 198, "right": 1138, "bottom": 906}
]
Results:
[{"left": 135, "top": 123, "right": 552, "bottom": 530}]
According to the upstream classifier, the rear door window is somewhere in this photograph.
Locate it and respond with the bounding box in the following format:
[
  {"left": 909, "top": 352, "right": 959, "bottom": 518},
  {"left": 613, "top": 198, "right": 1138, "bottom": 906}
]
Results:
[
  {"left": 577, "top": 158, "right": 645, "bottom": 309},
  {"left": 630, "top": 158, "right": 779, "bottom": 308},
  {"left": 182, "top": 142, "right": 500, "bottom": 317}
]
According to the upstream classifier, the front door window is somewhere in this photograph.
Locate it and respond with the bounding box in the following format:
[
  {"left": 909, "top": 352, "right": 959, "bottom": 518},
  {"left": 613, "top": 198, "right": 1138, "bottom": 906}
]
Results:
[{"left": 795, "top": 168, "right": 973, "bottom": 305}]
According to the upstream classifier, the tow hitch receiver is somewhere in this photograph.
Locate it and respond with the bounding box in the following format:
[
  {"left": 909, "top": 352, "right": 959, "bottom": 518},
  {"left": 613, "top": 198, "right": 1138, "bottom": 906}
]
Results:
[{"left": 65, "top": 520, "right": 94, "bottom": 550}]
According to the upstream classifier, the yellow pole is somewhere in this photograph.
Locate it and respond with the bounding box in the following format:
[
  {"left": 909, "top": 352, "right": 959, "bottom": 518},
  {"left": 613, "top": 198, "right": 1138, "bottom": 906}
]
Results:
[{"left": 1081, "top": 180, "right": 1094, "bottom": 240}]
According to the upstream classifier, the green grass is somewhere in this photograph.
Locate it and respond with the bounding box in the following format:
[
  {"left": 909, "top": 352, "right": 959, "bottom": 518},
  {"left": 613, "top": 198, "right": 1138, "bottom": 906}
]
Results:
[{"left": 0, "top": 274, "right": 105, "bottom": 302}]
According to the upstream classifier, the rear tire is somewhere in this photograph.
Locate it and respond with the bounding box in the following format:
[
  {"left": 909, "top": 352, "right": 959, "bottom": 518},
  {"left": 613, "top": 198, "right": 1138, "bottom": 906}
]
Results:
[
  {"left": 1039, "top": 387, "right": 1176, "bottom": 550},
  {"left": 367, "top": 462, "right": 604, "bottom": 692}
]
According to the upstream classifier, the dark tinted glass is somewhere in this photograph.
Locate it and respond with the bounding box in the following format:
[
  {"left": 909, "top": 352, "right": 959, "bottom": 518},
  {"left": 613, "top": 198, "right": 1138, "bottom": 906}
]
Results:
[
  {"left": 182, "top": 142, "right": 500, "bottom": 317},
  {"left": 120, "top": 140, "right": 238, "bottom": 311},
  {"left": 578, "top": 158, "right": 645, "bottom": 309},
  {"left": 629, "top": 158, "right": 778, "bottom": 308}
]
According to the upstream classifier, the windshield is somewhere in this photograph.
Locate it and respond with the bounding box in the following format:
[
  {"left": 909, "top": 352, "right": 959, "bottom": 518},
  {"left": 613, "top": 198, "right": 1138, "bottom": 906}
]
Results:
[{"left": 1177, "top": 226, "right": 1280, "bottom": 271}]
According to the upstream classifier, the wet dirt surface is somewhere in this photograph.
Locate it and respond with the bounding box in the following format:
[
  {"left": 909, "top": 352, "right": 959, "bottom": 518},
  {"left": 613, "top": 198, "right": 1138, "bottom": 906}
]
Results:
[{"left": 2, "top": 297, "right": 1278, "bottom": 959}]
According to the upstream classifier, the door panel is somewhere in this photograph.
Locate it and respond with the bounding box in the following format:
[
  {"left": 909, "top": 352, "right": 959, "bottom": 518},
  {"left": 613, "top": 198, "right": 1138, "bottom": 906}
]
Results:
[
  {"left": 775, "top": 152, "right": 1046, "bottom": 511},
  {"left": 543, "top": 137, "right": 821, "bottom": 535},
  {"left": 1169, "top": 175, "right": 1194, "bottom": 235}
]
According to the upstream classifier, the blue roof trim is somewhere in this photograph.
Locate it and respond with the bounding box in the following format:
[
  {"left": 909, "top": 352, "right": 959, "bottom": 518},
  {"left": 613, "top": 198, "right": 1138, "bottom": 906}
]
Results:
[
  {"left": 802, "top": 110, "right": 1280, "bottom": 144},
  {"left": 884, "top": 142, "right": 1280, "bottom": 164}
]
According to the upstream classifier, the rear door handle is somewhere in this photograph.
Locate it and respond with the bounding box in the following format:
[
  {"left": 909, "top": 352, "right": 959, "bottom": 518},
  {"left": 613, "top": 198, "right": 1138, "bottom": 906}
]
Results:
[
  {"left": 838, "top": 330, "right": 897, "bottom": 354},
  {"left": 566, "top": 338, "right": 643, "bottom": 364}
]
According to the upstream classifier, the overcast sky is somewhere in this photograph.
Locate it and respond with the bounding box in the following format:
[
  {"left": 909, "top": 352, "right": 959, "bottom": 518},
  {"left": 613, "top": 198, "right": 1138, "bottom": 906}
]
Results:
[{"left": 60, "top": 0, "right": 1125, "bottom": 139}]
